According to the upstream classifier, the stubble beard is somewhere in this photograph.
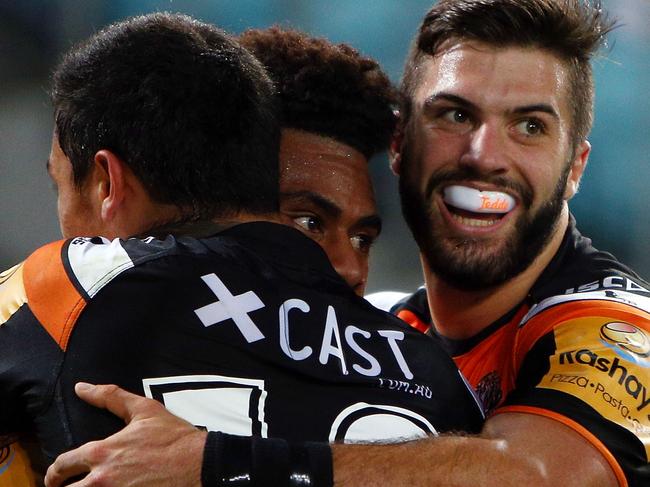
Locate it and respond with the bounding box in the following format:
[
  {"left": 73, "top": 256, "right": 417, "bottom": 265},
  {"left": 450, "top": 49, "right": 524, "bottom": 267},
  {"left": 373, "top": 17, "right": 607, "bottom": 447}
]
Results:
[{"left": 398, "top": 150, "right": 571, "bottom": 291}]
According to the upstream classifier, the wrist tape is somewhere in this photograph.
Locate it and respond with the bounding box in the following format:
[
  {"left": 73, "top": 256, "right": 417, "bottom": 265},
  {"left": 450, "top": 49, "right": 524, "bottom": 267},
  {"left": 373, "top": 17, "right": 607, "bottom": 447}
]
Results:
[{"left": 202, "top": 431, "right": 333, "bottom": 487}]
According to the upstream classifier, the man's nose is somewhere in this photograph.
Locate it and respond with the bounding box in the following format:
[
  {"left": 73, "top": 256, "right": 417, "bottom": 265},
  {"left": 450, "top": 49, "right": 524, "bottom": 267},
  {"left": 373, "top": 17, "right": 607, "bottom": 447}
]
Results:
[
  {"left": 330, "top": 242, "right": 366, "bottom": 296},
  {"left": 459, "top": 122, "right": 509, "bottom": 175}
]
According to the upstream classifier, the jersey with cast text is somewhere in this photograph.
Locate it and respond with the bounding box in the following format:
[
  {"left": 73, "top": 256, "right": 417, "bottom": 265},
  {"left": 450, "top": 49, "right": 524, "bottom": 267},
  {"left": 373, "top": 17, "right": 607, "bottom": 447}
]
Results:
[
  {"left": 0, "top": 222, "right": 483, "bottom": 474},
  {"left": 381, "top": 217, "right": 650, "bottom": 487}
]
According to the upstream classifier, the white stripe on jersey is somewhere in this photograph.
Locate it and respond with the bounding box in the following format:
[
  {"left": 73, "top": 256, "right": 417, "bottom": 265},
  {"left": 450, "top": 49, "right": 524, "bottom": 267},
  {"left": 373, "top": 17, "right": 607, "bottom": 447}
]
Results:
[{"left": 66, "top": 237, "right": 134, "bottom": 298}]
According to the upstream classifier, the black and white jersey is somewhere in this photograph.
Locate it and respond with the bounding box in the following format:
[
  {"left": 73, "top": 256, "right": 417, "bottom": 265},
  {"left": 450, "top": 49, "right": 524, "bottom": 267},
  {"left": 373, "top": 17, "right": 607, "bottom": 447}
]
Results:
[{"left": 0, "top": 222, "right": 484, "bottom": 471}]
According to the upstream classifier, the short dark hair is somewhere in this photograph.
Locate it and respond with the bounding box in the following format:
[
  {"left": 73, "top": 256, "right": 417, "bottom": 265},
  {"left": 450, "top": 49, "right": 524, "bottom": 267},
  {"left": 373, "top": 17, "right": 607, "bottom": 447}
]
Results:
[
  {"left": 239, "top": 26, "right": 398, "bottom": 160},
  {"left": 52, "top": 12, "right": 280, "bottom": 219},
  {"left": 401, "top": 0, "right": 616, "bottom": 144}
]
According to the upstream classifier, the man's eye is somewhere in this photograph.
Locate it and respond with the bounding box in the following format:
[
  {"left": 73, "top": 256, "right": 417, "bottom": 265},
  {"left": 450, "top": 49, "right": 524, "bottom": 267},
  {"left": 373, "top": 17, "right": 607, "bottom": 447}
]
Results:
[
  {"left": 514, "top": 118, "right": 545, "bottom": 136},
  {"left": 442, "top": 109, "right": 470, "bottom": 124},
  {"left": 293, "top": 216, "right": 321, "bottom": 233},
  {"left": 432, "top": 108, "right": 473, "bottom": 134},
  {"left": 350, "top": 234, "right": 375, "bottom": 254}
]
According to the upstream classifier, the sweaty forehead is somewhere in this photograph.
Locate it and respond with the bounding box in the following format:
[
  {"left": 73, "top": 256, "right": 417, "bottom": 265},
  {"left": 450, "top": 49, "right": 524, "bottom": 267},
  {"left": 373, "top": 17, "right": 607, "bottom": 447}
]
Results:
[
  {"left": 414, "top": 41, "right": 571, "bottom": 115},
  {"left": 279, "top": 129, "right": 377, "bottom": 214},
  {"left": 280, "top": 130, "right": 371, "bottom": 189}
]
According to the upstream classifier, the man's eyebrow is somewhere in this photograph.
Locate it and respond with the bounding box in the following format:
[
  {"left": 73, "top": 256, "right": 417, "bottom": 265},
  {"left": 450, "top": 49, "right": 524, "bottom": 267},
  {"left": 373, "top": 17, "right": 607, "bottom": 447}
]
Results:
[
  {"left": 354, "top": 214, "right": 383, "bottom": 237},
  {"left": 512, "top": 103, "right": 559, "bottom": 119},
  {"left": 281, "top": 191, "right": 342, "bottom": 218},
  {"left": 281, "top": 190, "right": 383, "bottom": 235},
  {"left": 424, "top": 93, "right": 477, "bottom": 111},
  {"left": 425, "top": 94, "right": 559, "bottom": 120}
]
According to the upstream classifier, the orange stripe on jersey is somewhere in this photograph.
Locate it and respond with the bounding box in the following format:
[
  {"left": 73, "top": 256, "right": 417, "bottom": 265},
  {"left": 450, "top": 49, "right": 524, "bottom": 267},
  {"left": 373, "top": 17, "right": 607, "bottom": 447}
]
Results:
[
  {"left": 23, "top": 240, "right": 86, "bottom": 351},
  {"left": 396, "top": 309, "right": 430, "bottom": 334},
  {"left": 494, "top": 405, "right": 628, "bottom": 487},
  {"left": 514, "top": 299, "right": 650, "bottom": 371}
]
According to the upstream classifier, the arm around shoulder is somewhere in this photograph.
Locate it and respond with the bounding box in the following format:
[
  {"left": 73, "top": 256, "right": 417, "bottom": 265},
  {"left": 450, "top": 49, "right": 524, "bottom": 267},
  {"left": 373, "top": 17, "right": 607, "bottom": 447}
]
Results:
[{"left": 332, "top": 411, "right": 619, "bottom": 487}]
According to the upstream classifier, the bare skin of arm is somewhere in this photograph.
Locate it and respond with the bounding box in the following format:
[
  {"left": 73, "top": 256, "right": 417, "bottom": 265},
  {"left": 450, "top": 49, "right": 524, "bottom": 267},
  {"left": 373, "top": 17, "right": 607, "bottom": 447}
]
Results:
[
  {"left": 45, "top": 384, "right": 619, "bottom": 487},
  {"left": 333, "top": 413, "right": 618, "bottom": 487}
]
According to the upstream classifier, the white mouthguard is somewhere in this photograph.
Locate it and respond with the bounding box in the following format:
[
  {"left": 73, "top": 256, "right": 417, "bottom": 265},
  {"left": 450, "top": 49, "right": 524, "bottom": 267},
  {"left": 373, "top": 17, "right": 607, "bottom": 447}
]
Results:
[{"left": 443, "top": 185, "right": 515, "bottom": 214}]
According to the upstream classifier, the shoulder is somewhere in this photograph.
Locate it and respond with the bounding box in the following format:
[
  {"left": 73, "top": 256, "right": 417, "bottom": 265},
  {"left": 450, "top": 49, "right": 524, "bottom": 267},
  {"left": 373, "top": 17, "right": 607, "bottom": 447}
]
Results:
[
  {"left": 38, "top": 234, "right": 192, "bottom": 299},
  {"left": 516, "top": 263, "right": 650, "bottom": 365},
  {"left": 522, "top": 261, "right": 650, "bottom": 332},
  {"left": 522, "top": 220, "right": 650, "bottom": 335},
  {"left": 509, "top": 280, "right": 650, "bottom": 486},
  {"left": 531, "top": 220, "right": 649, "bottom": 305},
  {"left": 0, "top": 239, "right": 81, "bottom": 349},
  {"left": 0, "top": 235, "right": 182, "bottom": 349},
  {"left": 1, "top": 240, "right": 76, "bottom": 324},
  {"left": 21, "top": 236, "right": 147, "bottom": 302}
]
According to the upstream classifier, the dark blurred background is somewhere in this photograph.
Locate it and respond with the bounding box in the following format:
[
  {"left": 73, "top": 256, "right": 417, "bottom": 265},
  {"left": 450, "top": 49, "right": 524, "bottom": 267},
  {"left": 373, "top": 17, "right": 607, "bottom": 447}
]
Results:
[{"left": 1, "top": 0, "right": 648, "bottom": 293}]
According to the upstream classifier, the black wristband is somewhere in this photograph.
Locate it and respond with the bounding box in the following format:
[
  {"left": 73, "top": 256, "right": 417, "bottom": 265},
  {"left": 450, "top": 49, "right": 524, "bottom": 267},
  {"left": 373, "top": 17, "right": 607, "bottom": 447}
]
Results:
[
  {"left": 201, "top": 432, "right": 333, "bottom": 487},
  {"left": 288, "top": 441, "right": 333, "bottom": 487}
]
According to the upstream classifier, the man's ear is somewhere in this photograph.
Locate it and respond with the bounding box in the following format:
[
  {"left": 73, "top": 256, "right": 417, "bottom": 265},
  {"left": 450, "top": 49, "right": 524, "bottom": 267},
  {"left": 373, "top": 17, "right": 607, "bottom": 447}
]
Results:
[
  {"left": 389, "top": 120, "right": 405, "bottom": 176},
  {"left": 93, "top": 150, "right": 128, "bottom": 223},
  {"left": 564, "top": 140, "right": 591, "bottom": 200}
]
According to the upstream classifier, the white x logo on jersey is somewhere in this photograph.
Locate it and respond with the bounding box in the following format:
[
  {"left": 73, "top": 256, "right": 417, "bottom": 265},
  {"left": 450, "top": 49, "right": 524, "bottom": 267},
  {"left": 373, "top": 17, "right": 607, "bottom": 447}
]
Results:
[{"left": 194, "top": 273, "right": 265, "bottom": 343}]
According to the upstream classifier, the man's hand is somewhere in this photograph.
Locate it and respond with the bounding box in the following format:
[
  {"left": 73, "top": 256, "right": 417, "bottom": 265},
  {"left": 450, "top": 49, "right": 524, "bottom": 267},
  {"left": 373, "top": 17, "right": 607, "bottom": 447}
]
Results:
[{"left": 44, "top": 383, "right": 206, "bottom": 487}]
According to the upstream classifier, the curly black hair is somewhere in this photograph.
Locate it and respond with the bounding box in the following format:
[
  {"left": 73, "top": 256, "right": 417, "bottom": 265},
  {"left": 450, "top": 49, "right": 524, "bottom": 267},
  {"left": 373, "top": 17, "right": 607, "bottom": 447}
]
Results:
[{"left": 239, "top": 26, "right": 398, "bottom": 159}]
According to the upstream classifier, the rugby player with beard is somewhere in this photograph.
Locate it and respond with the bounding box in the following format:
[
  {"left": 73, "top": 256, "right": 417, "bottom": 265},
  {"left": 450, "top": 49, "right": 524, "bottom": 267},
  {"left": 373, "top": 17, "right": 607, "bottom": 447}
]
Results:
[{"left": 364, "top": 0, "right": 650, "bottom": 485}]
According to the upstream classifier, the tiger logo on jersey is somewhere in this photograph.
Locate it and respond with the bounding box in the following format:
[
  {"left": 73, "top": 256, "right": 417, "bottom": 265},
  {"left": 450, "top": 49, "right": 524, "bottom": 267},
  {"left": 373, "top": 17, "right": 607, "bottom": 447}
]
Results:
[{"left": 601, "top": 322, "right": 650, "bottom": 359}]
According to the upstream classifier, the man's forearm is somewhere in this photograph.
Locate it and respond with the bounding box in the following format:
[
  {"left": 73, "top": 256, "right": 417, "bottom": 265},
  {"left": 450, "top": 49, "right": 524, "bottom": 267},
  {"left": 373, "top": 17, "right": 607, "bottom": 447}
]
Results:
[
  {"left": 331, "top": 413, "right": 618, "bottom": 487},
  {"left": 332, "top": 436, "right": 517, "bottom": 487},
  {"left": 46, "top": 386, "right": 619, "bottom": 487}
]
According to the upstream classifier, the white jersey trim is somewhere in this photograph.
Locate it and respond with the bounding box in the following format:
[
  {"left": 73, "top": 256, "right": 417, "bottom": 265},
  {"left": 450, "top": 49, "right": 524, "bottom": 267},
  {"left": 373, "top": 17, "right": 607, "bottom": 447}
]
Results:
[
  {"left": 520, "top": 289, "right": 650, "bottom": 327},
  {"left": 365, "top": 291, "right": 411, "bottom": 312},
  {"left": 66, "top": 237, "right": 135, "bottom": 298}
]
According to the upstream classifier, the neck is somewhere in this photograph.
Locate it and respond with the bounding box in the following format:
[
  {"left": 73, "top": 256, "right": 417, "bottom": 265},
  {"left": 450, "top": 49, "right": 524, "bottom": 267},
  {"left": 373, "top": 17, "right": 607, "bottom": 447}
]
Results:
[
  {"left": 136, "top": 211, "right": 280, "bottom": 240},
  {"left": 423, "top": 209, "right": 570, "bottom": 340}
]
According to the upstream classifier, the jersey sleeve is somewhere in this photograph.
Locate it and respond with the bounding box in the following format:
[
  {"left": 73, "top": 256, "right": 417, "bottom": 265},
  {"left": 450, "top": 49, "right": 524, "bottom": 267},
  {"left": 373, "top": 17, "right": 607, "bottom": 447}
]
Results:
[
  {"left": 0, "top": 262, "right": 31, "bottom": 433},
  {"left": 498, "top": 296, "right": 650, "bottom": 487},
  {"left": 0, "top": 240, "right": 87, "bottom": 433},
  {"left": 0, "top": 266, "right": 43, "bottom": 486}
]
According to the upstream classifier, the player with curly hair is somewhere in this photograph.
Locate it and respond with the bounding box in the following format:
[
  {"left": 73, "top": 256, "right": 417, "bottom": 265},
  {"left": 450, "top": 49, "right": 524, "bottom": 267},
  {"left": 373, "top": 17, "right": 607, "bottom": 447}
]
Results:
[{"left": 240, "top": 26, "right": 398, "bottom": 296}]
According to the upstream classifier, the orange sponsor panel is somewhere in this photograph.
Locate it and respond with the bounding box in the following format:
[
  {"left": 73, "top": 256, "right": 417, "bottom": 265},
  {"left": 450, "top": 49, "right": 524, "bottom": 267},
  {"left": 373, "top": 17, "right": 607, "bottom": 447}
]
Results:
[{"left": 536, "top": 316, "right": 650, "bottom": 460}]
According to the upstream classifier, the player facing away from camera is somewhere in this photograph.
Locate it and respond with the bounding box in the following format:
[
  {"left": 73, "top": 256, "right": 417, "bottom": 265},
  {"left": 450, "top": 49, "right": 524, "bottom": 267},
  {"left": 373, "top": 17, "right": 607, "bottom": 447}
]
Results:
[{"left": 0, "top": 16, "right": 483, "bottom": 487}]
